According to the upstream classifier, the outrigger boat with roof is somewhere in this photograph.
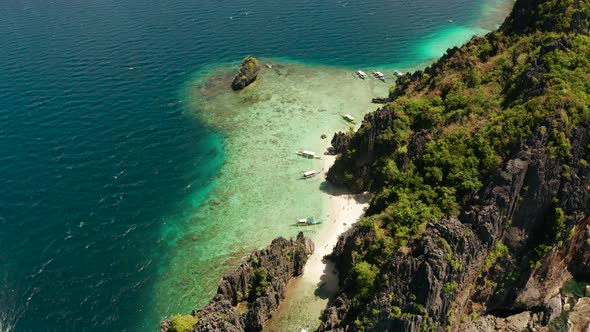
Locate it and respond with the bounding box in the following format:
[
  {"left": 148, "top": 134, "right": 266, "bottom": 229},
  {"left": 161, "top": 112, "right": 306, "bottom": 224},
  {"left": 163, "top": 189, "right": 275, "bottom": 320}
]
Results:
[
  {"left": 297, "top": 150, "right": 320, "bottom": 159},
  {"left": 302, "top": 169, "right": 321, "bottom": 179},
  {"left": 372, "top": 70, "right": 386, "bottom": 81},
  {"left": 297, "top": 217, "right": 322, "bottom": 226},
  {"left": 342, "top": 114, "right": 355, "bottom": 123},
  {"left": 355, "top": 70, "right": 367, "bottom": 79}
]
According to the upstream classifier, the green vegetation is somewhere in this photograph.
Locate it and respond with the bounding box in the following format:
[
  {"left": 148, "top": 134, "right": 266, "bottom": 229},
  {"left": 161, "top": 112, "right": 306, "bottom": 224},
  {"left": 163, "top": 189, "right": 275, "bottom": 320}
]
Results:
[
  {"left": 483, "top": 241, "right": 509, "bottom": 270},
  {"left": 562, "top": 279, "right": 590, "bottom": 299},
  {"left": 439, "top": 237, "right": 463, "bottom": 271},
  {"left": 169, "top": 315, "right": 198, "bottom": 332},
  {"left": 351, "top": 261, "right": 379, "bottom": 300},
  {"left": 443, "top": 282, "right": 458, "bottom": 295},
  {"left": 390, "top": 306, "right": 402, "bottom": 318},
  {"left": 249, "top": 267, "right": 270, "bottom": 300},
  {"left": 242, "top": 56, "right": 259, "bottom": 74},
  {"left": 328, "top": 0, "right": 590, "bottom": 325},
  {"left": 529, "top": 204, "right": 570, "bottom": 268}
]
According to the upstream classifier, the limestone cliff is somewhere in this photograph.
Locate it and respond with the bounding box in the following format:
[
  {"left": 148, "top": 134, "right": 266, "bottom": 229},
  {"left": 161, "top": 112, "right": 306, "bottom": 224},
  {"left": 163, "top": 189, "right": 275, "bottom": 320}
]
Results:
[
  {"left": 320, "top": 0, "right": 590, "bottom": 330},
  {"left": 161, "top": 232, "right": 313, "bottom": 332}
]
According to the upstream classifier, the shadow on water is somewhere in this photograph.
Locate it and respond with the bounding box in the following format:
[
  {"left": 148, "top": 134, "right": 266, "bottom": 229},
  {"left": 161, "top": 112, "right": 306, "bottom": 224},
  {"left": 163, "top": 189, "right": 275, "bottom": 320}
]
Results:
[{"left": 313, "top": 257, "right": 340, "bottom": 300}]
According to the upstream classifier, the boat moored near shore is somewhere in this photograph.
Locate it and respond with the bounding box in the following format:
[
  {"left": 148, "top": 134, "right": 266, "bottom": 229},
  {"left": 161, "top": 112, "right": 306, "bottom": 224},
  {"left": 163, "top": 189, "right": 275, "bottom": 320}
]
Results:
[
  {"left": 297, "top": 150, "right": 320, "bottom": 159},
  {"left": 297, "top": 217, "right": 322, "bottom": 226},
  {"left": 302, "top": 169, "right": 321, "bottom": 179},
  {"left": 355, "top": 70, "right": 367, "bottom": 79},
  {"left": 372, "top": 70, "right": 386, "bottom": 81},
  {"left": 342, "top": 114, "right": 355, "bottom": 123}
]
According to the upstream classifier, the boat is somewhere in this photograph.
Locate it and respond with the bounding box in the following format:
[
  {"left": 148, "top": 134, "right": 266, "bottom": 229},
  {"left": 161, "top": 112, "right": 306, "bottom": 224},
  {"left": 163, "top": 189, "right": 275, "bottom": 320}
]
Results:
[
  {"left": 342, "top": 114, "right": 355, "bottom": 123},
  {"left": 372, "top": 70, "right": 386, "bottom": 81},
  {"left": 297, "top": 150, "right": 320, "bottom": 159},
  {"left": 302, "top": 169, "right": 321, "bottom": 178},
  {"left": 297, "top": 217, "right": 322, "bottom": 226},
  {"left": 265, "top": 63, "right": 273, "bottom": 69},
  {"left": 355, "top": 70, "right": 367, "bottom": 79}
]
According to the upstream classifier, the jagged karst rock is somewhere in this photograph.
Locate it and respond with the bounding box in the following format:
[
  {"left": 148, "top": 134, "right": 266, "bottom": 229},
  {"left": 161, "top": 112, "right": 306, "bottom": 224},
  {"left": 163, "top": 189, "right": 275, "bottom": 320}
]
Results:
[
  {"left": 317, "top": 0, "right": 590, "bottom": 329},
  {"left": 161, "top": 232, "right": 314, "bottom": 332},
  {"left": 327, "top": 106, "right": 407, "bottom": 192},
  {"left": 463, "top": 311, "right": 540, "bottom": 332},
  {"left": 319, "top": 121, "right": 590, "bottom": 331},
  {"left": 193, "top": 300, "right": 244, "bottom": 332},
  {"left": 371, "top": 97, "right": 390, "bottom": 104},
  {"left": 567, "top": 297, "right": 590, "bottom": 332},
  {"left": 231, "top": 56, "right": 261, "bottom": 91},
  {"left": 330, "top": 131, "right": 353, "bottom": 154}
]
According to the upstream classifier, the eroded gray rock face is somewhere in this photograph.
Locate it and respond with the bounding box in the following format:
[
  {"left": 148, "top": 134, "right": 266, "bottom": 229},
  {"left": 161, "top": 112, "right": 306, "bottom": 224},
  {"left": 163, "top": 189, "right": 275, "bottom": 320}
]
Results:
[
  {"left": 160, "top": 232, "right": 313, "bottom": 332},
  {"left": 463, "top": 311, "right": 540, "bottom": 332},
  {"left": 568, "top": 297, "right": 590, "bottom": 332},
  {"left": 331, "top": 131, "right": 353, "bottom": 155},
  {"left": 326, "top": 106, "right": 408, "bottom": 193},
  {"left": 318, "top": 122, "right": 590, "bottom": 331}
]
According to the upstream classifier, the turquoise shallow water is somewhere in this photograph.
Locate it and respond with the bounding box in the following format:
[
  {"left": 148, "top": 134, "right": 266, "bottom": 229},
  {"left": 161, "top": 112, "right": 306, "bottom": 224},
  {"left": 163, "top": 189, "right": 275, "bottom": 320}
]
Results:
[{"left": 0, "top": 0, "right": 511, "bottom": 330}]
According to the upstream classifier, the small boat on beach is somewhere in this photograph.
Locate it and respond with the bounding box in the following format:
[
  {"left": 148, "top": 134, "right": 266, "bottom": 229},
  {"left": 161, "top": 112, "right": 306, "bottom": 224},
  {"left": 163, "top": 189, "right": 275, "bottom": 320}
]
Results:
[
  {"left": 372, "top": 70, "right": 386, "bottom": 81},
  {"left": 297, "top": 150, "right": 320, "bottom": 159},
  {"left": 302, "top": 169, "right": 321, "bottom": 179},
  {"left": 297, "top": 217, "right": 322, "bottom": 226},
  {"left": 355, "top": 70, "right": 367, "bottom": 79},
  {"left": 342, "top": 114, "right": 355, "bottom": 123}
]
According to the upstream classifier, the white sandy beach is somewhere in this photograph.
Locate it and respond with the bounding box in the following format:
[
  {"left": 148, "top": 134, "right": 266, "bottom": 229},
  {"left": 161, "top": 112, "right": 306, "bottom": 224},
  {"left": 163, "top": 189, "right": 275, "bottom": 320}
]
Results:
[
  {"left": 264, "top": 155, "right": 371, "bottom": 331},
  {"left": 301, "top": 155, "right": 371, "bottom": 289}
]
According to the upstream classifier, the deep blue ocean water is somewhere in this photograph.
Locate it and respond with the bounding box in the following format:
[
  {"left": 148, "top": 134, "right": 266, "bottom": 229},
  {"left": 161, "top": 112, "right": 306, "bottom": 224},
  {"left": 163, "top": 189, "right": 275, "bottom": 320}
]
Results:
[{"left": 0, "top": 0, "right": 504, "bottom": 330}]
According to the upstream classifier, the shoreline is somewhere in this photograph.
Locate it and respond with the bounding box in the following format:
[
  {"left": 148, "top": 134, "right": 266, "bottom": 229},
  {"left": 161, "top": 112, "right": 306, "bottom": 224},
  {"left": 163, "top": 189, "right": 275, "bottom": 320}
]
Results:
[
  {"left": 264, "top": 155, "right": 371, "bottom": 331},
  {"left": 307, "top": 155, "right": 371, "bottom": 295}
]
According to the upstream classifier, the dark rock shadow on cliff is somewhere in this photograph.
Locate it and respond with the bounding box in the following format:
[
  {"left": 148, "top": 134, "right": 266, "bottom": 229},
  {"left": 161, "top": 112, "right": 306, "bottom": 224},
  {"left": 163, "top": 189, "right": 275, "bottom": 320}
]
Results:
[{"left": 314, "top": 258, "right": 340, "bottom": 300}]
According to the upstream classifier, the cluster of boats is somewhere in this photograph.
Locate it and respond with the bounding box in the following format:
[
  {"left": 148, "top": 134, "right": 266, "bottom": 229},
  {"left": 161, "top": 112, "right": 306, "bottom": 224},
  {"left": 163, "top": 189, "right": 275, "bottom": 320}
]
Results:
[
  {"left": 295, "top": 151, "right": 323, "bottom": 226},
  {"left": 296, "top": 150, "right": 322, "bottom": 179},
  {"left": 356, "top": 70, "right": 403, "bottom": 82},
  {"left": 356, "top": 70, "right": 386, "bottom": 81},
  {"left": 294, "top": 110, "right": 360, "bottom": 226}
]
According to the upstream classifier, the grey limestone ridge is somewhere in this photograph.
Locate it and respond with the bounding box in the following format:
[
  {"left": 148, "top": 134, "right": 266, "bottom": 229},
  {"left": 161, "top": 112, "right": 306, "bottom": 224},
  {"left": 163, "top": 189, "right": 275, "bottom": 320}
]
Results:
[
  {"left": 231, "top": 56, "right": 261, "bottom": 91},
  {"left": 320, "top": 123, "right": 590, "bottom": 331},
  {"left": 316, "top": 0, "right": 590, "bottom": 329},
  {"left": 160, "top": 232, "right": 313, "bottom": 332}
]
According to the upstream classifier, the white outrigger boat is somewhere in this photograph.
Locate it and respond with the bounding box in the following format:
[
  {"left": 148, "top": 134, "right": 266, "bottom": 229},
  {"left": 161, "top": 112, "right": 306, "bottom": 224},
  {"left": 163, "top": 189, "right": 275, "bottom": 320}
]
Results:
[
  {"left": 372, "top": 70, "right": 386, "bottom": 81},
  {"left": 355, "top": 70, "right": 367, "bottom": 79},
  {"left": 342, "top": 114, "right": 355, "bottom": 123},
  {"left": 296, "top": 150, "right": 320, "bottom": 159},
  {"left": 297, "top": 217, "right": 322, "bottom": 226},
  {"left": 302, "top": 169, "right": 321, "bottom": 179}
]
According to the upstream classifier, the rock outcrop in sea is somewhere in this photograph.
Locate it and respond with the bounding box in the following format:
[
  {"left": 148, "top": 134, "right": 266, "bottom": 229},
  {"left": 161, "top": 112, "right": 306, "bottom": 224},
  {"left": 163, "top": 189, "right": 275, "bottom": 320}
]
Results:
[
  {"left": 231, "top": 56, "right": 261, "bottom": 91},
  {"left": 160, "top": 232, "right": 314, "bottom": 331}
]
